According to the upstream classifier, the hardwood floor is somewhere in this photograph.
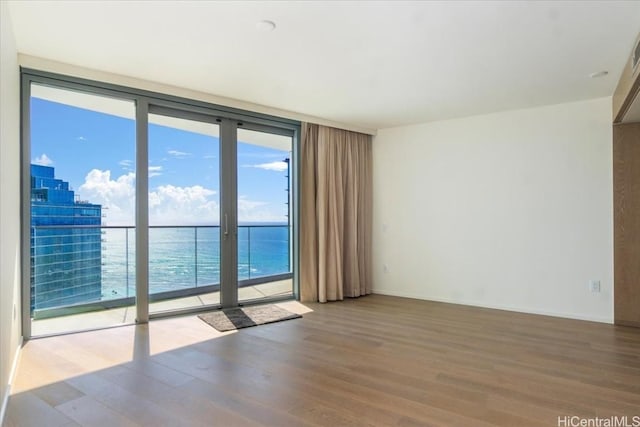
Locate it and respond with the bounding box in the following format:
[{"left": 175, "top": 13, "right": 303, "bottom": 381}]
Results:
[{"left": 5, "top": 295, "right": 640, "bottom": 426}]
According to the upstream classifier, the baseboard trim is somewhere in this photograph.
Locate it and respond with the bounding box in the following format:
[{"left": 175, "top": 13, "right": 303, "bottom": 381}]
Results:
[
  {"left": 372, "top": 288, "right": 613, "bottom": 324},
  {"left": 615, "top": 319, "right": 640, "bottom": 328},
  {"left": 0, "top": 337, "right": 23, "bottom": 425}
]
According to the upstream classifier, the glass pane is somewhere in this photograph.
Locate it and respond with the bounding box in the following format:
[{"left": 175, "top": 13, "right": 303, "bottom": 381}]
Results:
[
  {"left": 29, "top": 84, "right": 136, "bottom": 336},
  {"left": 237, "top": 128, "right": 293, "bottom": 303},
  {"left": 148, "top": 113, "right": 221, "bottom": 314}
]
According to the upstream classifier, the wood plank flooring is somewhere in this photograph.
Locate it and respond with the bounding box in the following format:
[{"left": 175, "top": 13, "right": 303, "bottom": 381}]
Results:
[{"left": 5, "top": 295, "right": 640, "bottom": 426}]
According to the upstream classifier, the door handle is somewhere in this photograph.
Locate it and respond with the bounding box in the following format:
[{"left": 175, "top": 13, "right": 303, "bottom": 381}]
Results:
[{"left": 224, "top": 213, "right": 229, "bottom": 237}]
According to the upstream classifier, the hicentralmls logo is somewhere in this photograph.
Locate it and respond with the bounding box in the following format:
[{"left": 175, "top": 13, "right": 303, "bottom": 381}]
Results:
[{"left": 557, "top": 416, "right": 640, "bottom": 427}]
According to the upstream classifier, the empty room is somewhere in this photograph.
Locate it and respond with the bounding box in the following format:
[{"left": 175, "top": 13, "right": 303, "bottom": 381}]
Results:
[{"left": 1, "top": 1, "right": 640, "bottom": 426}]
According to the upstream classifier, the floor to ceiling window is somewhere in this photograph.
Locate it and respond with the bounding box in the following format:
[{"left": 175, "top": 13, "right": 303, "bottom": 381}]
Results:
[
  {"left": 26, "top": 83, "right": 137, "bottom": 336},
  {"left": 22, "top": 70, "right": 298, "bottom": 337}
]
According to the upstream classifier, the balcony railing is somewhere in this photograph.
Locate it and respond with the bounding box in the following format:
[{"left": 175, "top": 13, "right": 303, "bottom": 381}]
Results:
[{"left": 30, "top": 224, "right": 292, "bottom": 313}]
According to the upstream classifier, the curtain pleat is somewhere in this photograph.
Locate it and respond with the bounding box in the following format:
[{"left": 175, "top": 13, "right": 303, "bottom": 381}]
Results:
[
  {"left": 300, "top": 123, "right": 319, "bottom": 302},
  {"left": 300, "top": 123, "right": 372, "bottom": 303}
]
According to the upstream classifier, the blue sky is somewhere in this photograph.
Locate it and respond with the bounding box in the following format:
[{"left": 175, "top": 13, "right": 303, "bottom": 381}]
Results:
[{"left": 30, "top": 98, "right": 291, "bottom": 226}]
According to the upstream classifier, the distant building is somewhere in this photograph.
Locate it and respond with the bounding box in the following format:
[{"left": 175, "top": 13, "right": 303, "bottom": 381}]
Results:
[{"left": 30, "top": 164, "right": 102, "bottom": 311}]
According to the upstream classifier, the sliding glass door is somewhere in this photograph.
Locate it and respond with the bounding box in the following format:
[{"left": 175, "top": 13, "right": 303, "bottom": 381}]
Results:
[
  {"left": 236, "top": 127, "right": 294, "bottom": 303},
  {"left": 147, "top": 110, "right": 221, "bottom": 315},
  {"left": 22, "top": 70, "right": 298, "bottom": 337},
  {"left": 145, "top": 113, "right": 295, "bottom": 314}
]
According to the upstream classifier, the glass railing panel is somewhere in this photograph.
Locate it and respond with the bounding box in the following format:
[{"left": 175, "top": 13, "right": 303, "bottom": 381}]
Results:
[
  {"left": 31, "top": 225, "right": 137, "bottom": 336},
  {"left": 238, "top": 226, "right": 250, "bottom": 280},
  {"left": 196, "top": 226, "right": 221, "bottom": 287},
  {"left": 247, "top": 225, "right": 291, "bottom": 278},
  {"left": 32, "top": 225, "right": 136, "bottom": 311},
  {"left": 32, "top": 225, "right": 292, "bottom": 313},
  {"left": 31, "top": 224, "right": 293, "bottom": 330},
  {"left": 101, "top": 226, "right": 135, "bottom": 300},
  {"left": 149, "top": 227, "right": 197, "bottom": 294}
]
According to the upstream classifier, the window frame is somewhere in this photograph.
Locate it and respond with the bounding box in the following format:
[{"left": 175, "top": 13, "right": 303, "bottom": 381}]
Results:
[{"left": 21, "top": 69, "right": 300, "bottom": 338}]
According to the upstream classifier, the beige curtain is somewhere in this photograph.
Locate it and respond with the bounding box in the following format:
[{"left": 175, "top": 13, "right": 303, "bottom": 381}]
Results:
[{"left": 300, "top": 123, "right": 372, "bottom": 303}]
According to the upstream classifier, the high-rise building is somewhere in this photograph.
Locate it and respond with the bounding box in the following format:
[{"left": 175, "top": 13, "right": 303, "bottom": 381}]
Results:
[{"left": 30, "top": 164, "right": 102, "bottom": 311}]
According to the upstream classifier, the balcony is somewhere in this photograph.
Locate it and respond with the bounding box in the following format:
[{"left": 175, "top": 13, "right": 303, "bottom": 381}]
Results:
[{"left": 30, "top": 224, "right": 293, "bottom": 335}]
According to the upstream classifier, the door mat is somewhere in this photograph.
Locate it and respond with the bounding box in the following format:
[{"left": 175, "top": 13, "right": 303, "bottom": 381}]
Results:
[{"left": 198, "top": 304, "right": 301, "bottom": 332}]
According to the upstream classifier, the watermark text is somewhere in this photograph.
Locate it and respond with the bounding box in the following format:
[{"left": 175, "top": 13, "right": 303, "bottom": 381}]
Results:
[{"left": 557, "top": 416, "right": 640, "bottom": 427}]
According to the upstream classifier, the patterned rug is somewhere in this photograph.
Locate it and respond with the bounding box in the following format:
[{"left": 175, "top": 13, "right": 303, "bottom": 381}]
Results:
[{"left": 198, "top": 304, "right": 301, "bottom": 332}]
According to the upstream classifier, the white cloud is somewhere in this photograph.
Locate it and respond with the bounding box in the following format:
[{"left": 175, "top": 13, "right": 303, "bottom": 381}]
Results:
[
  {"left": 117, "top": 162, "right": 161, "bottom": 176},
  {"left": 240, "top": 152, "right": 285, "bottom": 160},
  {"left": 168, "top": 150, "right": 191, "bottom": 158},
  {"left": 238, "top": 196, "right": 287, "bottom": 223},
  {"left": 149, "top": 184, "right": 218, "bottom": 225},
  {"left": 79, "top": 169, "right": 136, "bottom": 225},
  {"left": 79, "top": 169, "right": 219, "bottom": 225},
  {"left": 76, "top": 136, "right": 87, "bottom": 141},
  {"left": 148, "top": 165, "right": 163, "bottom": 178},
  {"left": 32, "top": 153, "right": 54, "bottom": 166},
  {"left": 77, "top": 169, "right": 283, "bottom": 226},
  {"left": 247, "top": 161, "right": 288, "bottom": 172}
]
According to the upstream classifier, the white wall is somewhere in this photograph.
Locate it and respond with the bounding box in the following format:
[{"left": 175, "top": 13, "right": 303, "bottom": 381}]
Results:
[
  {"left": 0, "top": 2, "right": 23, "bottom": 422},
  {"left": 372, "top": 97, "right": 613, "bottom": 323}
]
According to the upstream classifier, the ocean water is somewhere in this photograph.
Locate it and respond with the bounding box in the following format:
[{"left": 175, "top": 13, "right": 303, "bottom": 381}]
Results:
[{"left": 100, "top": 225, "right": 290, "bottom": 299}]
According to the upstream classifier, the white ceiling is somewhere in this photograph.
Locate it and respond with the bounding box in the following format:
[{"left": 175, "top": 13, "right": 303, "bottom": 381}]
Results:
[{"left": 7, "top": 1, "right": 640, "bottom": 130}]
